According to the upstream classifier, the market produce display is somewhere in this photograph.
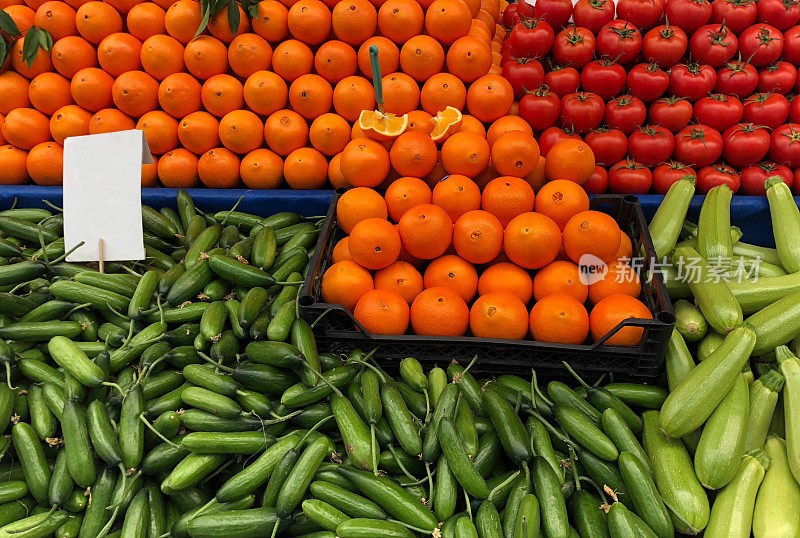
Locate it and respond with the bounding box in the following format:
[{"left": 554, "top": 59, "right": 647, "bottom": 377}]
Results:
[{"left": 502, "top": 0, "right": 800, "bottom": 195}]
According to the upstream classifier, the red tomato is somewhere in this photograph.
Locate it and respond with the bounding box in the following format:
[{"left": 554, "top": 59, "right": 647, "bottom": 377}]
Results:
[
  {"left": 791, "top": 96, "right": 800, "bottom": 123},
  {"left": 669, "top": 63, "right": 718, "bottom": 101},
  {"left": 581, "top": 59, "right": 627, "bottom": 101},
  {"left": 604, "top": 95, "right": 647, "bottom": 135},
  {"left": 584, "top": 165, "right": 609, "bottom": 193},
  {"left": 596, "top": 20, "right": 643, "bottom": 64},
  {"left": 585, "top": 127, "right": 629, "bottom": 166},
  {"left": 648, "top": 96, "right": 694, "bottom": 132},
  {"left": 628, "top": 125, "right": 676, "bottom": 166},
  {"left": 757, "top": 61, "right": 797, "bottom": 95},
  {"left": 573, "top": 0, "right": 615, "bottom": 34},
  {"left": 545, "top": 66, "right": 581, "bottom": 97},
  {"left": 769, "top": 123, "right": 800, "bottom": 168},
  {"left": 642, "top": 24, "right": 688, "bottom": 67},
  {"left": 534, "top": 0, "right": 574, "bottom": 31},
  {"left": 697, "top": 164, "right": 741, "bottom": 193},
  {"left": 793, "top": 168, "right": 800, "bottom": 195},
  {"left": 739, "top": 24, "right": 785, "bottom": 67},
  {"left": 502, "top": 2, "right": 521, "bottom": 29},
  {"left": 502, "top": 58, "right": 545, "bottom": 99},
  {"left": 742, "top": 92, "right": 790, "bottom": 129},
  {"left": 652, "top": 161, "right": 697, "bottom": 193},
  {"left": 616, "top": 0, "right": 666, "bottom": 30},
  {"left": 692, "top": 94, "right": 743, "bottom": 133},
  {"left": 516, "top": 0, "right": 536, "bottom": 19},
  {"left": 608, "top": 159, "right": 653, "bottom": 193},
  {"left": 784, "top": 26, "right": 800, "bottom": 65},
  {"left": 664, "top": 0, "right": 712, "bottom": 34},
  {"left": 509, "top": 18, "right": 555, "bottom": 59},
  {"left": 674, "top": 125, "right": 723, "bottom": 167},
  {"left": 539, "top": 126, "right": 582, "bottom": 156},
  {"left": 689, "top": 23, "right": 739, "bottom": 67},
  {"left": 757, "top": 0, "right": 800, "bottom": 31},
  {"left": 559, "top": 92, "right": 606, "bottom": 133},
  {"left": 710, "top": 0, "right": 757, "bottom": 35},
  {"left": 740, "top": 161, "right": 793, "bottom": 195},
  {"left": 722, "top": 123, "right": 771, "bottom": 168},
  {"left": 714, "top": 58, "right": 759, "bottom": 97},
  {"left": 626, "top": 63, "right": 670, "bottom": 102},
  {"left": 552, "top": 26, "right": 596, "bottom": 69},
  {"left": 518, "top": 87, "right": 561, "bottom": 130}
]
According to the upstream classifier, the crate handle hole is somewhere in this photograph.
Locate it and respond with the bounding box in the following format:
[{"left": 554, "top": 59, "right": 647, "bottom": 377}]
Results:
[
  {"left": 656, "top": 311, "right": 676, "bottom": 325},
  {"left": 298, "top": 295, "right": 316, "bottom": 307}
]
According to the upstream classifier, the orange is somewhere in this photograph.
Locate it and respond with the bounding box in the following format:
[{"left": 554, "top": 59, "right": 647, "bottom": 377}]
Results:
[
  {"left": 157, "top": 147, "right": 199, "bottom": 187},
  {"left": 332, "top": 236, "right": 352, "bottom": 263},
  {"left": 287, "top": 0, "right": 331, "bottom": 46},
  {"left": 328, "top": 153, "right": 348, "bottom": 188},
  {"left": 373, "top": 260, "right": 423, "bottom": 304},
  {"left": 75, "top": 1, "right": 123, "bottom": 44},
  {"left": 377, "top": 0, "right": 423, "bottom": 44},
  {"left": 388, "top": 131, "right": 436, "bottom": 178},
  {"left": 0, "top": 73, "right": 31, "bottom": 114},
  {"left": 490, "top": 130, "right": 540, "bottom": 177},
  {"left": 218, "top": 109, "right": 264, "bottom": 154},
  {"left": 104, "top": 0, "right": 140, "bottom": 14},
  {"left": 200, "top": 74, "right": 244, "bottom": 117},
  {"left": 0, "top": 145, "right": 29, "bottom": 185},
  {"left": 503, "top": 212, "right": 561, "bottom": 269},
  {"left": 424, "top": 0, "right": 471, "bottom": 45},
  {"left": 126, "top": 2, "right": 167, "bottom": 42},
  {"left": 384, "top": 176, "right": 431, "bottom": 222},
  {"left": 420, "top": 73, "right": 467, "bottom": 114},
  {"left": 331, "top": 0, "right": 377, "bottom": 46},
  {"left": 34, "top": 1, "right": 77, "bottom": 41},
  {"left": 321, "top": 259, "right": 374, "bottom": 311},
  {"left": 70, "top": 68, "right": 114, "bottom": 112},
  {"left": 197, "top": 147, "right": 240, "bottom": 188},
  {"left": 440, "top": 131, "right": 490, "bottom": 178},
  {"left": 272, "top": 39, "right": 314, "bottom": 82},
  {"left": 486, "top": 115, "right": 533, "bottom": 148},
  {"left": 544, "top": 140, "right": 596, "bottom": 185},
  {"left": 589, "top": 294, "right": 652, "bottom": 346},
  {"left": 357, "top": 36, "right": 399, "bottom": 77},
  {"left": 588, "top": 261, "right": 641, "bottom": 304},
  {"left": 5, "top": 5, "right": 35, "bottom": 34},
  {"left": 140, "top": 34, "right": 185, "bottom": 81},
  {"left": 562, "top": 210, "right": 621, "bottom": 264},
  {"left": 178, "top": 111, "right": 220, "bottom": 154},
  {"left": 264, "top": 109, "right": 308, "bottom": 156},
  {"left": 466, "top": 74, "right": 513, "bottom": 123},
  {"left": 143, "top": 156, "right": 159, "bottom": 186},
  {"left": 354, "top": 289, "right": 410, "bottom": 335},
  {"left": 288, "top": 74, "right": 333, "bottom": 120},
  {"left": 375, "top": 73, "right": 418, "bottom": 116},
  {"left": 397, "top": 203, "right": 452, "bottom": 259},
  {"left": 28, "top": 72, "right": 73, "bottom": 116},
  {"left": 10, "top": 37, "right": 53, "bottom": 79},
  {"left": 339, "top": 137, "right": 390, "bottom": 187},
  {"left": 252, "top": 0, "right": 289, "bottom": 43},
  {"left": 336, "top": 185, "right": 388, "bottom": 233},
  {"left": 423, "top": 254, "right": 478, "bottom": 301},
  {"left": 616, "top": 231, "right": 633, "bottom": 261},
  {"left": 410, "top": 286, "right": 469, "bottom": 336},
  {"left": 97, "top": 33, "right": 143, "bottom": 77},
  {"left": 228, "top": 33, "right": 273, "bottom": 78},
  {"left": 158, "top": 72, "right": 202, "bottom": 118},
  {"left": 208, "top": 2, "right": 250, "bottom": 44},
  {"left": 534, "top": 179, "right": 591, "bottom": 231},
  {"left": 243, "top": 70, "right": 288, "bottom": 116},
  {"left": 452, "top": 209, "right": 503, "bottom": 264},
  {"left": 478, "top": 262, "right": 533, "bottom": 304},
  {"left": 136, "top": 110, "right": 178, "bottom": 154},
  {"left": 459, "top": 115, "right": 486, "bottom": 138},
  {"left": 283, "top": 146, "right": 328, "bottom": 188},
  {"left": 406, "top": 110, "right": 433, "bottom": 135},
  {"left": 309, "top": 113, "right": 350, "bottom": 156},
  {"left": 358, "top": 109, "right": 408, "bottom": 143},
  {"left": 332, "top": 75, "right": 375, "bottom": 122},
  {"left": 49, "top": 104, "right": 91, "bottom": 144},
  {"left": 112, "top": 71, "right": 159, "bottom": 117},
  {"left": 532, "top": 260, "right": 588, "bottom": 303},
  {"left": 431, "top": 174, "right": 480, "bottom": 221},
  {"left": 240, "top": 148, "right": 284, "bottom": 189},
  {"left": 2, "top": 108, "right": 51, "bottom": 150},
  {"left": 398, "top": 35, "right": 444, "bottom": 82},
  {"left": 481, "top": 176, "right": 535, "bottom": 227},
  {"left": 529, "top": 294, "right": 589, "bottom": 344},
  {"left": 89, "top": 108, "right": 135, "bottom": 134},
  {"left": 470, "top": 292, "right": 529, "bottom": 339},
  {"left": 348, "top": 217, "right": 402, "bottom": 270},
  {"left": 183, "top": 35, "right": 228, "bottom": 79},
  {"left": 314, "top": 40, "right": 357, "bottom": 84},
  {"left": 164, "top": 0, "right": 202, "bottom": 44},
  {"left": 445, "top": 36, "right": 492, "bottom": 83},
  {"left": 26, "top": 141, "right": 63, "bottom": 185},
  {"left": 524, "top": 155, "right": 547, "bottom": 192},
  {"left": 51, "top": 36, "right": 97, "bottom": 78}
]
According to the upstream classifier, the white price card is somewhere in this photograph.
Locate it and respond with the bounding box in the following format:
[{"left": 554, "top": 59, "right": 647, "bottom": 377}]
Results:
[{"left": 63, "top": 130, "right": 152, "bottom": 263}]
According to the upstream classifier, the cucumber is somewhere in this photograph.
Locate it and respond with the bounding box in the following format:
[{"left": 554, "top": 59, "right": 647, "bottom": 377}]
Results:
[
  {"left": 208, "top": 255, "right": 275, "bottom": 288},
  {"left": 766, "top": 176, "right": 800, "bottom": 273},
  {"left": 673, "top": 300, "right": 707, "bottom": 342},
  {"left": 603, "top": 383, "right": 667, "bottom": 409},
  {"left": 747, "top": 289, "right": 800, "bottom": 356},
  {"left": 697, "top": 184, "right": 733, "bottom": 261},
  {"left": 704, "top": 449, "right": 769, "bottom": 538},
  {"left": 554, "top": 404, "right": 618, "bottom": 461},
  {"left": 336, "top": 519, "right": 414, "bottom": 538},
  {"left": 0, "top": 321, "right": 83, "bottom": 341},
  {"left": 744, "top": 370, "right": 784, "bottom": 451},
  {"left": 618, "top": 451, "right": 674, "bottom": 538},
  {"left": 48, "top": 336, "right": 106, "bottom": 388},
  {"left": 167, "top": 260, "right": 214, "bottom": 306},
  {"left": 753, "top": 437, "right": 800, "bottom": 538},
  {"left": 187, "top": 508, "right": 285, "bottom": 538},
  {"left": 601, "top": 407, "right": 651, "bottom": 477},
  {"left": 49, "top": 280, "right": 130, "bottom": 313}
]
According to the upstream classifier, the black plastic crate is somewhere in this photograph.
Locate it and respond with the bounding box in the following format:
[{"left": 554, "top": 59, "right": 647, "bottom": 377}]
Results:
[{"left": 299, "top": 189, "right": 675, "bottom": 378}]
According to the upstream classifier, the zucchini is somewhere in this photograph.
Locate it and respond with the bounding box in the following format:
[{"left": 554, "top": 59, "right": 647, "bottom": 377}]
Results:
[
  {"left": 673, "top": 300, "right": 707, "bottom": 342},
  {"left": 704, "top": 449, "right": 769, "bottom": 538},
  {"left": 732, "top": 241, "right": 782, "bottom": 267},
  {"left": 744, "top": 370, "right": 784, "bottom": 451},
  {"left": 697, "top": 184, "right": 733, "bottom": 261},
  {"left": 746, "top": 289, "right": 800, "bottom": 356},
  {"left": 697, "top": 331, "right": 725, "bottom": 361},
  {"left": 664, "top": 329, "right": 694, "bottom": 392},
  {"left": 777, "top": 345, "right": 800, "bottom": 484},
  {"left": 753, "top": 436, "right": 800, "bottom": 538},
  {"left": 648, "top": 174, "right": 695, "bottom": 260},
  {"left": 766, "top": 176, "right": 800, "bottom": 273},
  {"left": 728, "top": 272, "right": 800, "bottom": 315}
]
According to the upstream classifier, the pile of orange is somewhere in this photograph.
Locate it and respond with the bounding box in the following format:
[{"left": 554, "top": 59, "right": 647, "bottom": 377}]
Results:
[
  {"left": 0, "top": 0, "right": 510, "bottom": 187},
  {"left": 321, "top": 138, "right": 654, "bottom": 346}
]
